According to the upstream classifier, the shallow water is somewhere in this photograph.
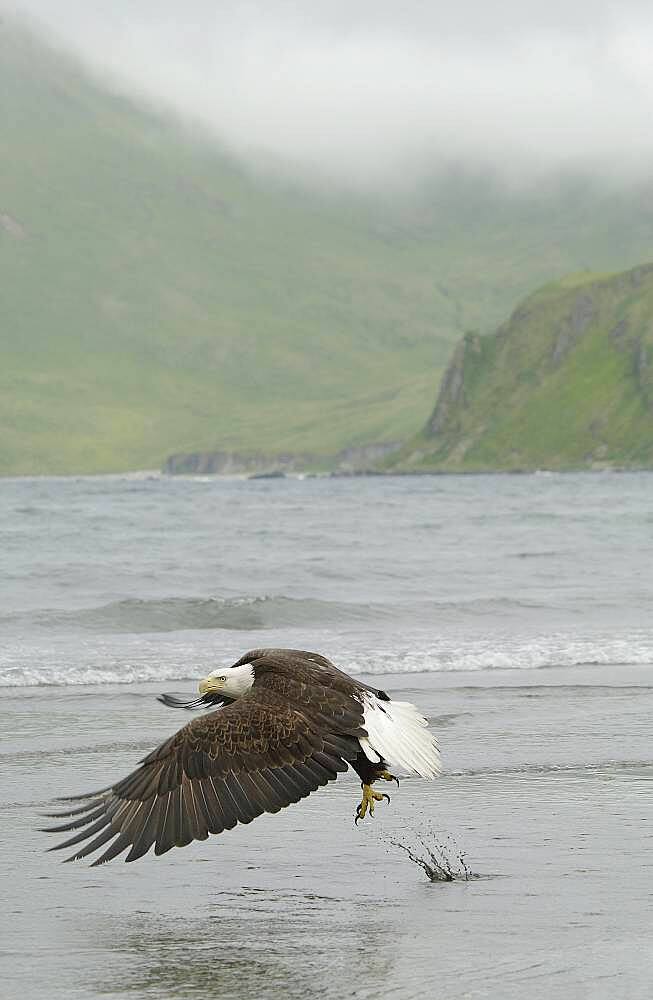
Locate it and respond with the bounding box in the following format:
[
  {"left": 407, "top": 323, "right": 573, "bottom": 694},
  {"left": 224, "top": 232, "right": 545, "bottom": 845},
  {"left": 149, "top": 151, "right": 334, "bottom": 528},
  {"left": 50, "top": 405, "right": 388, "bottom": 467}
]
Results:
[
  {"left": 2, "top": 665, "right": 652, "bottom": 999},
  {"left": 1, "top": 472, "right": 652, "bottom": 998}
]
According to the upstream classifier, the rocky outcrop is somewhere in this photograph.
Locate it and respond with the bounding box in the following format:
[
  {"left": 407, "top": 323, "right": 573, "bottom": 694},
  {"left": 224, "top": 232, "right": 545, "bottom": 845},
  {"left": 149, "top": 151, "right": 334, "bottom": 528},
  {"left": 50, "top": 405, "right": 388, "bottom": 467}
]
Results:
[
  {"left": 163, "top": 442, "right": 402, "bottom": 475},
  {"left": 634, "top": 337, "right": 653, "bottom": 409},
  {"left": 163, "top": 451, "right": 310, "bottom": 475},
  {"left": 551, "top": 293, "right": 595, "bottom": 366},
  {"left": 334, "top": 442, "right": 402, "bottom": 471},
  {"left": 426, "top": 332, "right": 481, "bottom": 435}
]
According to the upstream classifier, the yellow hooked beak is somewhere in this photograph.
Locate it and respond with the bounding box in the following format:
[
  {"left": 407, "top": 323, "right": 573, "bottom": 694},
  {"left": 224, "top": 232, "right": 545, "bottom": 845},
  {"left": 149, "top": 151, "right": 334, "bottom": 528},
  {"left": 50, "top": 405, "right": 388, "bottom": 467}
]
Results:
[{"left": 198, "top": 676, "right": 223, "bottom": 695}]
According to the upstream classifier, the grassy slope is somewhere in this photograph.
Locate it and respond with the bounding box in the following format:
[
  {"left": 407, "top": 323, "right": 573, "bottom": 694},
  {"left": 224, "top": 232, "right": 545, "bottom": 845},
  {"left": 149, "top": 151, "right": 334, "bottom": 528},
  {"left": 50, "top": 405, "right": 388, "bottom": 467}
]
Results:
[
  {"left": 392, "top": 265, "right": 653, "bottom": 471},
  {"left": 1, "top": 26, "right": 453, "bottom": 474},
  {"left": 3, "top": 24, "right": 653, "bottom": 474}
]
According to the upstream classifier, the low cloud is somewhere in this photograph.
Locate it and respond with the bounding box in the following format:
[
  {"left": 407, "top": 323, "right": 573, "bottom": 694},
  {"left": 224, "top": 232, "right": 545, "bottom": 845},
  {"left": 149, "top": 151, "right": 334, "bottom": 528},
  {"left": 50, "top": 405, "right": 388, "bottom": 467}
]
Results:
[{"left": 9, "top": 1, "right": 653, "bottom": 190}]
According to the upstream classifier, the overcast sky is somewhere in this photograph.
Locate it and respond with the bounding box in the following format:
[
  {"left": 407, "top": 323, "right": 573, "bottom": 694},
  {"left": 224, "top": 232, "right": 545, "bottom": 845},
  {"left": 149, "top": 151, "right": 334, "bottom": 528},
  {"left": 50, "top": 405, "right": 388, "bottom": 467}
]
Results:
[{"left": 8, "top": 1, "right": 653, "bottom": 189}]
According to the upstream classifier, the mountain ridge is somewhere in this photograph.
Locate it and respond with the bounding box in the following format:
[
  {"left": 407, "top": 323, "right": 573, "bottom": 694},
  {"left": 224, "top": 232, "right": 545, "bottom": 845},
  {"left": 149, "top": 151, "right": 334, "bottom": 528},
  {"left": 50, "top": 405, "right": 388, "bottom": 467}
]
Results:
[{"left": 4, "top": 21, "right": 653, "bottom": 474}]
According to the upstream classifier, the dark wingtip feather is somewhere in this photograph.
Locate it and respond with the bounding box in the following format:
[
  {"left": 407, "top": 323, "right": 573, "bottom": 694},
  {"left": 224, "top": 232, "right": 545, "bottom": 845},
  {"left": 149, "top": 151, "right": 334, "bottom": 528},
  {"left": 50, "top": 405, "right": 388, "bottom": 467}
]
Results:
[
  {"left": 157, "top": 692, "right": 203, "bottom": 710},
  {"left": 157, "top": 692, "right": 232, "bottom": 711},
  {"left": 52, "top": 786, "right": 112, "bottom": 803},
  {"left": 40, "top": 798, "right": 105, "bottom": 820},
  {"left": 39, "top": 804, "right": 106, "bottom": 834}
]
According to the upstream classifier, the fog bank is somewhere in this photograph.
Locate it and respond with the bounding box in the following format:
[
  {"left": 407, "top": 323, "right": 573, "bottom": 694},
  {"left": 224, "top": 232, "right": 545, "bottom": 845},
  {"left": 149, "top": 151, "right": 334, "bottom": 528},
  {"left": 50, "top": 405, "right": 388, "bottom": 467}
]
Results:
[{"left": 8, "top": 1, "right": 653, "bottom": 190}]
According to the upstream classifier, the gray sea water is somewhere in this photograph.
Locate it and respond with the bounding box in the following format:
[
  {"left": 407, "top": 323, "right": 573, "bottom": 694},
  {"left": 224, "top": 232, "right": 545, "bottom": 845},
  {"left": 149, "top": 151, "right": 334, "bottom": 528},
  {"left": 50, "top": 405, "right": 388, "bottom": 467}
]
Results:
[
  {"left": 1, "top": 472, "right": 652, "bottom": 998},
  {"left": 2, "top": 471, "right": 653, "bottom": 686}
]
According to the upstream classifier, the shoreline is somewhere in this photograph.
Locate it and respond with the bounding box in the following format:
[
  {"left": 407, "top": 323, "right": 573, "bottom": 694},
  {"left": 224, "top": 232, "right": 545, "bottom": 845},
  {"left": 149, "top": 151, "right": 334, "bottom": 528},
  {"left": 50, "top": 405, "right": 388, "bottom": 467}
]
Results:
[
  {"left": 3, "top": 465, "right": 653, "bottom": 481},
  {"left": 3, "top": 659, "right": 653, "bottom": 693}
]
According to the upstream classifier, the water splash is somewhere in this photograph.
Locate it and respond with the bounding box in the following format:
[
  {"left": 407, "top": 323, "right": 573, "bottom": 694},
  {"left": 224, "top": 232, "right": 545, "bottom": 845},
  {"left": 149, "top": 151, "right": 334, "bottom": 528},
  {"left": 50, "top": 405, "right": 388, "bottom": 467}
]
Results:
[{"left": 389, "top": 831, "right": 473, "bottom": 882}]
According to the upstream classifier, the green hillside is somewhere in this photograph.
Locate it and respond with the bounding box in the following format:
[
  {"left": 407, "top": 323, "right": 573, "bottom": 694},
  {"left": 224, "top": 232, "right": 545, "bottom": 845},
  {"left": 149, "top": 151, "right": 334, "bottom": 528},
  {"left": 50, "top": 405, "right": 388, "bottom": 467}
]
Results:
[
  {"left": 390, "top": 264, "right": 653, "bottom": 471},
  {"left": 3, "top": 23, "right": 653, "bottom": 474}
]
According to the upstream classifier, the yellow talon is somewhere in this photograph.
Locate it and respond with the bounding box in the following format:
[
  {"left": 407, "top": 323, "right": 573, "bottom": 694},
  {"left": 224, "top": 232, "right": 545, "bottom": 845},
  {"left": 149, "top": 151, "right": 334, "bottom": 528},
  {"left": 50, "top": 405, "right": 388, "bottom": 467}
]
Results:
[
  {"left": 355, "top": 783, "right": 390, "bottom": 824},
  {"left": 378, "top": 770, "right": 400, "bottom": 786}
]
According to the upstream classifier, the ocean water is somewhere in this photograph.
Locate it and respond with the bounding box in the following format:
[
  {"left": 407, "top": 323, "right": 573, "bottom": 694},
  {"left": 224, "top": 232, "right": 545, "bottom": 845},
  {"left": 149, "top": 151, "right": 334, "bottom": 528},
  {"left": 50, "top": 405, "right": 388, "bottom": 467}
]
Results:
[
  {"left": 1, "top": 472, "right": 652, "bottom": 999},
  {"left": 1, "top": 471, "right": 653, "bottom": 687}
]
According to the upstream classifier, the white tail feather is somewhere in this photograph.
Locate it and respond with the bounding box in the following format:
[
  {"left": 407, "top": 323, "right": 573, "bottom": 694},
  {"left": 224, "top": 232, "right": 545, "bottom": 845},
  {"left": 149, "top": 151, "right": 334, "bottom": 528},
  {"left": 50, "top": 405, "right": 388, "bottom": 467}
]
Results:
[{"left": 359, "top": 694, "right": 441, "bottom": 779}]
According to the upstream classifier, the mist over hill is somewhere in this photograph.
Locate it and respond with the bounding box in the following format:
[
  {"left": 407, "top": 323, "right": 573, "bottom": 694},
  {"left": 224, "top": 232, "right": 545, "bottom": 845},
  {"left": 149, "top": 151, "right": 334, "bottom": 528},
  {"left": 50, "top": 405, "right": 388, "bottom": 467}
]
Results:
[
  {"left": 14, "top": 1, "right": 653, "bottom": 190},
  {"left": 3, "top": 21, "right": 653, "bottom": 474}
]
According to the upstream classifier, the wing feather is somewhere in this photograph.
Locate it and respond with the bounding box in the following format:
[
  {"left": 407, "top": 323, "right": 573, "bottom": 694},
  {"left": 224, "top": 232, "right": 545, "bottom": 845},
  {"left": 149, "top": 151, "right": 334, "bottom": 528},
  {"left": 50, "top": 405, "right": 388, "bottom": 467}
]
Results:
[
  {"left": 66, "top": 823, "right": 117, "bottom": 863},
  {"left": 172, "top": 785, "right": 192, "bottom": 849},
  {"left": 124, "top": 796, "right": 161, "bottom": 863},
  {"left": 201, "top": 777, "right": 231, "bottom": 831},
  {"left": 257, "top": 767, "right": 297, "bottom": 807},
  {"left": 193, "top": 780, "right": 221, "bottom": 837},
  {"left": 43, "top": 798, "right": 104, "bottom": 820},
  {"left": 181, "top": 780, "right": 206, "bottom": 842},
  {"left": 154, "top": 792, "right": 178, "bottom": 856},
  {"left": 45, "top": 657, "right": 365, "bottom": 864},
  {"left": 208, "top": 776, "right": 239, "bottom": 831}
]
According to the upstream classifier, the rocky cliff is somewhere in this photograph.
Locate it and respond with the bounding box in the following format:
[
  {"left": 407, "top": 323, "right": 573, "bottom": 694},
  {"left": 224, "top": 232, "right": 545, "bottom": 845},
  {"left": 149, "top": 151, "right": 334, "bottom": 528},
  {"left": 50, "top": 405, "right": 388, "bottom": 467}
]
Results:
[
  {"left": 163, "top": 442, "right": 402, "bottom": 475},
  {"left": 389, "top": 264, "right": 653, "bottom": 472}
]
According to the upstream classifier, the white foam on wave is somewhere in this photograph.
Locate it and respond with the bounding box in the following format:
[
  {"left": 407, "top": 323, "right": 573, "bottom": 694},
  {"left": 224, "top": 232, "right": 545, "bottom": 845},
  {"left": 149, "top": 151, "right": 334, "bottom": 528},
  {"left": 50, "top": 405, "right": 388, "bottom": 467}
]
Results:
[
  {"left": 2, "top": 629, "right": 653, "bottom": 687},
  {"left": 342, "top": 632, "right": 653, "bottom": 675}
]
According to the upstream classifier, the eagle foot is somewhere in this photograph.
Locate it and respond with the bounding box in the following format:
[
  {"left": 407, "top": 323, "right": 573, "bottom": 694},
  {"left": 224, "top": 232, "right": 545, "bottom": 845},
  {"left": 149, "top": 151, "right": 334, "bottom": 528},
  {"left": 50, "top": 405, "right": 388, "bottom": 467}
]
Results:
[
  {"left": 378, "top": 770, "right": 400, "bottom": 787},
  {"left": 354, "top": 783, "right": 390, "bottom": 824}
]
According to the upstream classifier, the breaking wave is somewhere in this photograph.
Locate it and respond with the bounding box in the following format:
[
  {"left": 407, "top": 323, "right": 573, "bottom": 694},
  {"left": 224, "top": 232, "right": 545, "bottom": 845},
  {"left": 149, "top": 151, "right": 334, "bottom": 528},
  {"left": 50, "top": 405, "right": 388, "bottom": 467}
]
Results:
[{"left": 1, "top": 628, "right": 652, "bottom": 687}]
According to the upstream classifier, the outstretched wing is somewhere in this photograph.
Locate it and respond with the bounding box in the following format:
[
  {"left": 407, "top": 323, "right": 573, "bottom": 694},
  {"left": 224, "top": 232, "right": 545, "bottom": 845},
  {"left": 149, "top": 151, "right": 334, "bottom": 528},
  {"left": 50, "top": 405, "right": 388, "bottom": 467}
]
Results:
[{"left": 43, "top": 676, "right": 363, "bottom": 866}]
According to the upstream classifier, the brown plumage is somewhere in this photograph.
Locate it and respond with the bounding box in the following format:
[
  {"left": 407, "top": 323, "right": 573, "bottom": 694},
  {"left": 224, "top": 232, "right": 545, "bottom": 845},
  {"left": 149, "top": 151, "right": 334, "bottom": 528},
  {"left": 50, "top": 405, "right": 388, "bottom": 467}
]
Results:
[{"left": 43, "top": 648, "right": 385, "bottom": 866}]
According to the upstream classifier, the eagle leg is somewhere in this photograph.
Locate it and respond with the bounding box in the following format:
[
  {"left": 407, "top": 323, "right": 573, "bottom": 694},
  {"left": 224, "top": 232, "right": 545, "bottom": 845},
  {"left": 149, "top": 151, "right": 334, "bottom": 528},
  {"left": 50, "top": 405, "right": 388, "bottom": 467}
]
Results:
[
  {"left": 351, "top": 754, "right": 399, "bottom": 823},
  {"left": 355, "top": 783, "right": 390, "bottom": 824}
]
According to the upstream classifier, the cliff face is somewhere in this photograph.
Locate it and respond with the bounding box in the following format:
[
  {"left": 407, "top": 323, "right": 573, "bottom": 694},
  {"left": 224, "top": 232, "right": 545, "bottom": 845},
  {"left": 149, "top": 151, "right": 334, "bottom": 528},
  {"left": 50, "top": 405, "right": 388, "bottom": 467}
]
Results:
[
  {"left": 391, "top": 264, "right": 653, "bottom": 472},
  {"left": 426, "top": 333, "right": 482, "bottom": 436}
]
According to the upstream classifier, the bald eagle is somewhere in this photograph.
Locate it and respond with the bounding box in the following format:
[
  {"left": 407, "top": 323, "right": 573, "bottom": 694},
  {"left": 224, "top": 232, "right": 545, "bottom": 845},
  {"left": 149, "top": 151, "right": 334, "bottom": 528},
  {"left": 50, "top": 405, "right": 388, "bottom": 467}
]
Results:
[{"left": 44, "top": 648, "right": 441, "bottom": 865}]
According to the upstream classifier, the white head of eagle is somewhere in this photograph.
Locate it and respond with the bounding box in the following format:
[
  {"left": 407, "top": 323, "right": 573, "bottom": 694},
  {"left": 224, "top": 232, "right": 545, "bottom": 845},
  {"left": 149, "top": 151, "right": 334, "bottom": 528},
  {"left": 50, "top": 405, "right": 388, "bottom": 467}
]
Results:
[{"left": 199, "top": 663, "right": 255, "bottom": 700}]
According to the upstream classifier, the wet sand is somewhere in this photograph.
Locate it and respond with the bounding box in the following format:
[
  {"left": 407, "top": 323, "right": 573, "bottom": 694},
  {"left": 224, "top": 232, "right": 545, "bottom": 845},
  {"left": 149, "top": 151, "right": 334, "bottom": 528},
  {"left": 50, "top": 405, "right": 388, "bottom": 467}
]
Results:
[{"left": 2, "top": 663, "right": 652, "bottom": 1000}]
